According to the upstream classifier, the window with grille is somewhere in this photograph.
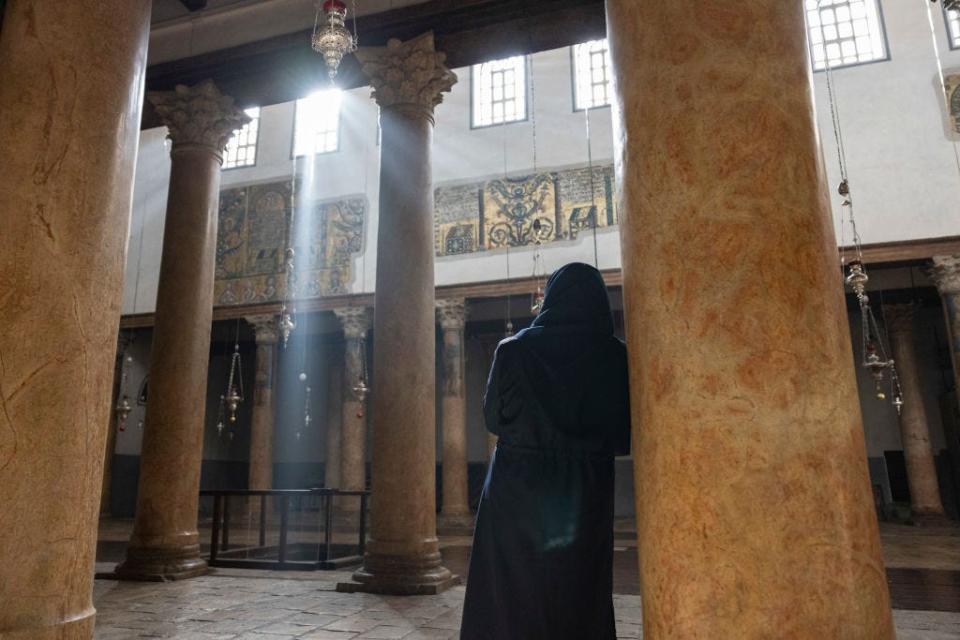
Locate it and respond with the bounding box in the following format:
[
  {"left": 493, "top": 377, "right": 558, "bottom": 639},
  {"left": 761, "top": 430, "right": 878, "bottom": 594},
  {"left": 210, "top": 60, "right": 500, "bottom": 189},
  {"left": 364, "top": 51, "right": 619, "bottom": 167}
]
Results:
[
  {"left": 805, "top": 0, "right": 888, "bottom": 71},
  {"left": 293, "top": 89, "right": 342, "bottom": 156},
  {"left": 223, "top": 107, "right": 260, "bottom": 169},
  {"left": 472, "top": 56, "right": 527, "bottom": 127},
  {"left": 945, "top": 5, "right": 960, "bottom": 49},
  {"left": 573, "top": 39, "right": 612, "bottom": 110}
]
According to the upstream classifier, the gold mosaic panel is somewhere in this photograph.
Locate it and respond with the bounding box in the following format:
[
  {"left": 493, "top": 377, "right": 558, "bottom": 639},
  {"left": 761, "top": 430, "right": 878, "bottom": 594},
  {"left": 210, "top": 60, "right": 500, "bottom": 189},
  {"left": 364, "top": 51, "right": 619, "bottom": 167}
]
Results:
[
  {"left": 434, "top": 164, "right": 617, "bottom": 257},
  {"left": 214, "top": 180, "right": 365, "bottom": 306}
]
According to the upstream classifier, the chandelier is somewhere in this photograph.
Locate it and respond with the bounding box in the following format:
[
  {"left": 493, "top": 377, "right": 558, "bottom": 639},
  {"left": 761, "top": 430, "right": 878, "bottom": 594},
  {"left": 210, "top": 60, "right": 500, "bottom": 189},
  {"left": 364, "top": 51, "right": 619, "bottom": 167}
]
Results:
[{"left": 311, "top": 0, "right": 358, "bottom": 81}]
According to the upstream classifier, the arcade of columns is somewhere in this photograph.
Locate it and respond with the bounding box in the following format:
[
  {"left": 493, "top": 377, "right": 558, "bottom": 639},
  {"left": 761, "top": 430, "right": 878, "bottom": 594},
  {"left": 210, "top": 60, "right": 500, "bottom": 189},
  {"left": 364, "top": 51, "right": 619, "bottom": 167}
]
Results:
[{"left": 3, "top": 0, "right": 960, "bottom": 637}]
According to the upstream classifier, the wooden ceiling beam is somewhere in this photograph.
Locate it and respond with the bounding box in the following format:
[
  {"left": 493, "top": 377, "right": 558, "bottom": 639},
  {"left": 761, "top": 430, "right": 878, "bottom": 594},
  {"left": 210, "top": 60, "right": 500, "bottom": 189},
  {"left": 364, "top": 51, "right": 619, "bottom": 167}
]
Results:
[{"left": 143, "top": 0, "right": 606, "bottom": 127}]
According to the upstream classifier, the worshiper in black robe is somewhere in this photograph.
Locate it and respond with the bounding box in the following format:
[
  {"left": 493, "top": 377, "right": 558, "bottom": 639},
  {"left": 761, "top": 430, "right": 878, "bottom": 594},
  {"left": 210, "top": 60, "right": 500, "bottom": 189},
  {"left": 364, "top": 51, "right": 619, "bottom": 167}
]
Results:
[{"left": 460, "top": 262, "right": 631, "bottom": 640}]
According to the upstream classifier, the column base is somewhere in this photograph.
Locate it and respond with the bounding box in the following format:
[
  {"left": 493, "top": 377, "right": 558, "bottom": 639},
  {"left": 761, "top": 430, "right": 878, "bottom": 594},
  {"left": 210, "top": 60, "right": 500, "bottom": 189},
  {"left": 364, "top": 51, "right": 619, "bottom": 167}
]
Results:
[
  {"left": 910, "top": 510, "right": 953, "bottom": 527},
  {"left": 3, "top": 610, "right": 95, "bottom": 640},
  {"left": 438, "top": 511, "right": 475, "bottom": 535},
  {"left": 115, "top": 543, "right": 208, "bottom": 581},
  {"left": 337, "top": 551, "right": 459, "bottom": 595}
]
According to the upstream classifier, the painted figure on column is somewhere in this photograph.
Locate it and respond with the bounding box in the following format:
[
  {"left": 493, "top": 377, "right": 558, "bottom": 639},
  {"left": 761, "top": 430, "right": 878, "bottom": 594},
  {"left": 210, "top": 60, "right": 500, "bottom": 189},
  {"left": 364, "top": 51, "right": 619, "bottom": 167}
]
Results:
[
  {"left": 334, "top": 306, "right": 372, "bottom": 514},
  {"left": 437, "top": 299, "right": 472, "bottom": 529},
  {"left": 246, "top": 315, "right": 279, "bottom": 496},
  {"left": 461, "top": 263, "right": 630, "bottom": 640},
  {"left": 884, "top": 304, "right": 946, "bottom": 523},
  {"left": 931, "top": 255, "right": 960, "bottom": 411}
]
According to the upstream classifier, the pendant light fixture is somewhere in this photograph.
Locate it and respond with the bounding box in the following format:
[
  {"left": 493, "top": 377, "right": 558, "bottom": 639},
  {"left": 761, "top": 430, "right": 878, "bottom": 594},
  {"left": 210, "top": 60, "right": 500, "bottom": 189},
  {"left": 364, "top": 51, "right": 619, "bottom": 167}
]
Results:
[
  {"left": 311, "top": 0, "right": 358, "bottom": 81},
  {"left": 812, "top": 0, "right": 903, "bottom": 412}
]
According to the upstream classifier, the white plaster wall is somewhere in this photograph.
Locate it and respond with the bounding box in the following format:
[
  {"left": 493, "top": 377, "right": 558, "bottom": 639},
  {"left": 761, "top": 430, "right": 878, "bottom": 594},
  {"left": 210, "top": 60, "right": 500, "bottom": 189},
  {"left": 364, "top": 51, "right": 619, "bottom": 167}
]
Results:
[
  {"left": 814, "top": 0, "right": 960, "bottom": 245},
  {"left": 124, "top": 10, "right": 960, "bottom": 314}
]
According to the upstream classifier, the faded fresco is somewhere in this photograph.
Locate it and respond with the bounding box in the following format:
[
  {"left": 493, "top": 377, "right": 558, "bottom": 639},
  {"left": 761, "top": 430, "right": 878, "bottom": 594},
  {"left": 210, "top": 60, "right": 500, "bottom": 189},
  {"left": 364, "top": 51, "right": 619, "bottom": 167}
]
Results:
[
  {"left": 947, "top": 73, "right": 960, "bottom": 135},
  {"left": 434, "top": 164, "right": 617, "bottom": 257},
  {"left": 214, "top": 180, "right": 365, "bottom": 306}
]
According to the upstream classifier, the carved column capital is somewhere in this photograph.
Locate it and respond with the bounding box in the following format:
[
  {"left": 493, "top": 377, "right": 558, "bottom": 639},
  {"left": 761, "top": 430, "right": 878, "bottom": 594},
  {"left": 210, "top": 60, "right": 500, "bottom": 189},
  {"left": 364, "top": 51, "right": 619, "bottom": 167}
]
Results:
[
  {"left": 245, "top": 315, "right": 279, "bottom": 345},
  {"left": 884, "top": 304, "right": 917, "bottom": 336},
  {"left": 355, "top": 32, "right": 457, "bottom": 121},
  {"left": 334, "top": 307, "right": 372, "bottom": 339},
  {"left": 930, "top": 254, "right": 960, "bottom": 297},
  {"left": 436, "top": 298, "right": 466, "bottom": 331},
  {"left": 148, "top": 80, "right": 250, "bottom": 158}
]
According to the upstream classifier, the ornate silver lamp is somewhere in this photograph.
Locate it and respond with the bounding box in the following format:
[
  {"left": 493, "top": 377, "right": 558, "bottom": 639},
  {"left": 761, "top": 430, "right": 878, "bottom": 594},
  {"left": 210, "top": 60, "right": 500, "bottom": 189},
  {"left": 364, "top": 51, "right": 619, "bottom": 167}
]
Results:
[{"left": 311, "top": 0, "right": 358, "bottom": 81}]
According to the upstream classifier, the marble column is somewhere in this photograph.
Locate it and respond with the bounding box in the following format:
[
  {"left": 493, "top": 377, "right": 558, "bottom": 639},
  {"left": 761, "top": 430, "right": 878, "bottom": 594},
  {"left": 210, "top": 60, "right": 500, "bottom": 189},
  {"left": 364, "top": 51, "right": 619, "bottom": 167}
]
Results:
[
  {"left": 931, "top": 255, "right": 960, "bottom": 414},
  {"left": 885, "top": 304, "right": 945, "bottom": 520},
  {"left": 338, "top": 32, "right": 457, "bottom": 595},
  {"left": 607, "top": 1, "right": 893, "bottom": 636},
  {"left": 117, "top": 82, "right": 249, "bottom": 581},
  {"left": 0, "top": 0, "right": 150, "bottom": 635},
  {"left": 325, "top": 362, "right": 344, "bottom": 489},
  {"left": 246, "top": 316, "right": 278, "bottom": 493},
  {"left": 334, "top": 307, "right": 372, "bottom": 510},
  {"left": 437, "top": 299, "right": 472, "bottom": 526}
]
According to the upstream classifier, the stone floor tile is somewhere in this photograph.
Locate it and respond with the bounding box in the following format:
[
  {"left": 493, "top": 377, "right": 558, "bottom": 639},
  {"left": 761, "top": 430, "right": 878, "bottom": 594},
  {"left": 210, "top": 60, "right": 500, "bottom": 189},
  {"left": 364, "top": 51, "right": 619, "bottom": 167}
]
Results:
[
  {"left": 299, "top": 631, "right": 359, "bottom": 640},
  {"left": 253, "top": 620, "right": 320, "bottom": 636},
  {"left": 322, "top": 615, "right": 382, "bottom": 633},
  {"left": 399, "top": 630, "right": 456, "bottom": 640},
  {"left": 354, "top": 625, "right": 414, "bottom": 640}
]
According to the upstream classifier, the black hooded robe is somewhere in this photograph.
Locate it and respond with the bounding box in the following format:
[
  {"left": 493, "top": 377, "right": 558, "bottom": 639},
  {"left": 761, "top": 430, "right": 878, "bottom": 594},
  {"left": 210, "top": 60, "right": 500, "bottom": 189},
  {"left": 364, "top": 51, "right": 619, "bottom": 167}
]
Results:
[{"left": 460, "top": 263, "right": 631, "bottom": 640}]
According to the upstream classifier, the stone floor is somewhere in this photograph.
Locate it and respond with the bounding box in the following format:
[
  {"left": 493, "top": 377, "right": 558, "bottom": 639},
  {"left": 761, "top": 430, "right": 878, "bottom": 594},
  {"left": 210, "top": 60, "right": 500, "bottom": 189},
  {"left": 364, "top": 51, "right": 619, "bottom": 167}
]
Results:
[
  {"left": 92, "top": 519, "right": 960, "bottom": 639},
  {"left": 92, "top": 570, "right": 960, "bottom": 639}
]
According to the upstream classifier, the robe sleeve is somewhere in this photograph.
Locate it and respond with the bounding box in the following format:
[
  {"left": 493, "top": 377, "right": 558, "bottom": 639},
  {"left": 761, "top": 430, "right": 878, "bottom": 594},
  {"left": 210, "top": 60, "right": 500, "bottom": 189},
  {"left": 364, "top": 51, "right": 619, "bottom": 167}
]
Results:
[
  {"left": 613, "top": 340, "right": 632, "bottom": 457},
  {"left": 483, "top": 339, "right": 523, "bottom": 436}
]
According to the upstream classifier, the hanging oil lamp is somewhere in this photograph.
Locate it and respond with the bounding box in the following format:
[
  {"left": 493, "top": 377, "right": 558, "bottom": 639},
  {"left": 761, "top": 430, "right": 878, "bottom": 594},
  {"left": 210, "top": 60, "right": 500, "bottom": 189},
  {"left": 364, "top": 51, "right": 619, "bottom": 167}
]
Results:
[
  {"left": 216, "top": 395, "right": 226, "bottom": 437},
  {"left": 311, "top": 0, "right": 357, "bottom": 81},
  {"left": 352, "top": 336, "right": 370, "bottom": 417},
  {"left": 115, "top": 395, "right": 132, "bottom": 422},
  {"left": 115, "top": 395, "right": 132, "bottom": 432},
  {"left": 279, "top": 308, "right": 296, "bottom": 348},
  {"left": 115, "top": 345, "right": 132, "bottom": 431},
  {"left": 845, "top": 259, "right": 869, "bottom": 299},
  {"left": 863, "top": 344, "right": 890, "bottom": 400},
  {"left": 530, "top": 220, "right": 546, "bottom": 314},
  {"left": 224, "top": 337, "right": 245, "bottom": 424}
]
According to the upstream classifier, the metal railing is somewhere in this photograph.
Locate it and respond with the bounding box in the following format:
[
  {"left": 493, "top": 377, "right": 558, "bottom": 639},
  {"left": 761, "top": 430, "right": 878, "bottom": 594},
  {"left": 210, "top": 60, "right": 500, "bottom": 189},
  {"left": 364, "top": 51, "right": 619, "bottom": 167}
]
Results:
[{"left": 199, "top": 488, "right": 369, "bottom": 571}]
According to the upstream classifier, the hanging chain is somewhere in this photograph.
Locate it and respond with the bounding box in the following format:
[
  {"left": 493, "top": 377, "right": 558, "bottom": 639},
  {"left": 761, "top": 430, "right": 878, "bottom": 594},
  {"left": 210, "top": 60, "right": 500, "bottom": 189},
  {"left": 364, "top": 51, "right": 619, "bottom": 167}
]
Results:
[
  {"left": 813, "top": 0, "right": 902, "bottom": 411},
  {"left": 585, "top": 103, "right": 599, "bottom": 269}
]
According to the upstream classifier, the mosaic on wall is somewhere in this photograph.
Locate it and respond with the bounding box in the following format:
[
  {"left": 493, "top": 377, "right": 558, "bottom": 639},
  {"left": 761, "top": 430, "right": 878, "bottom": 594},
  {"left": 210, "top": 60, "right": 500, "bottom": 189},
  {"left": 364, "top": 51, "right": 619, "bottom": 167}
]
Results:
[
  {"left": 946, "top": 73, "right": 960, "bottom": 136},
  {"left": 434, "top": 164, "right": 617, "bottom": 257},
  {"left": 215, "top": 180, "right": 365, "bottom": 306}
]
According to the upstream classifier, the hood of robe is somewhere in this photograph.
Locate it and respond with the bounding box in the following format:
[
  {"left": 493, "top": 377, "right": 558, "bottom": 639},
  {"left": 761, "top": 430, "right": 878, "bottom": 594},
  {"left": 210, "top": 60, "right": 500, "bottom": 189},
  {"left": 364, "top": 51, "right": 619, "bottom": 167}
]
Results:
[{"left": 509, "top": 262, "right": 621, "bottom": 435}]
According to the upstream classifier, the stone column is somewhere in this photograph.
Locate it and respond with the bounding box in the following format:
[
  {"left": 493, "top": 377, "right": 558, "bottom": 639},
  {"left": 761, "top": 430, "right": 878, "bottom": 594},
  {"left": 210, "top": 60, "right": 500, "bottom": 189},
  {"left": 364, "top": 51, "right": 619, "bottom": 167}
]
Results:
[
  {"left": 117, "top": 82, "right": 249, "bottom": 581},
  {"left": 325, "top": 365, "right": 344, "bottom": 490},
  {"left": 338, "top": 32, "right": 457, "bottom": 595},
  {"left": 437, "top": 299, "right": 472, "bottom": 527},
  {"left": 931, "top": 255, "right": 960, "bottom": 412},
  {"left": 334, "top": 307, "right": 372, "bottom": 511},
  {"left": 607, "top": 1, "right": 893, "bottom": 637},
  {"left": 0, "top": 0, "right": 150, "bottom": 635},
  {"left": 246, "top": 316, "right": 278, "bottom": 493},
  {"left": 885, "top": 304, "right": 945, "bottom": 521}
]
